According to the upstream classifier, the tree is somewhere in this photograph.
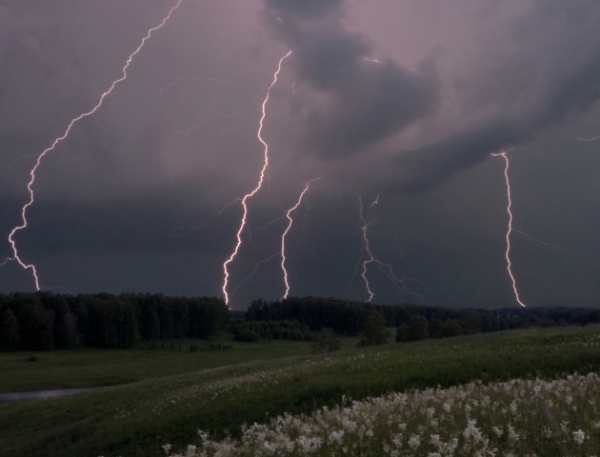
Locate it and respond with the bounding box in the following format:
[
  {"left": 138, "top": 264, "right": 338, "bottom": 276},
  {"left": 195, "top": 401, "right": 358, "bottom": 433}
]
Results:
[
  {"left": 312, "top": 328, "right": 340, "bottom": 354},
  {"left": 396, "top": 323, "right": 409, "bottom": 342},
  {"left": 408, "top": 315, "right": 430, "bottom": 341},
  {"left": 461, "top": 310, "right": 482, "bottom": 335},
  {"left": 0, "top": 309, "right": 20, "bottom": 351},
  {"left": 436, "top": 319, "right": 463, "bottom": 338},
  {"left": 52, "top": 299, "right": 80, "bottom": 349},
  {"left": 18, "top": 300, "right": 54, "bottom": 350},
  {"left": 358, "top": 311, "right": 390, "bottom": 347}
]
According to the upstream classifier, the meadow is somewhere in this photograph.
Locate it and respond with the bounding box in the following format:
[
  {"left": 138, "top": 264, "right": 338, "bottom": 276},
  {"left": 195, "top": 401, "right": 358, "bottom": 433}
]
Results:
[{"left": 1, "top": 325, "right": 600, "bottom": 456}]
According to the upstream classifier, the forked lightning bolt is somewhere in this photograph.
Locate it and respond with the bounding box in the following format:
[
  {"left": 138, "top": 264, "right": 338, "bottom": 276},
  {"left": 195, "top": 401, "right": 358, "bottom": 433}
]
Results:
[
  {"left": 281, "top": 179, "right": 317, "bottom": 299},
  {"left": 491, "top": 151, "right": 527, "bottom": 308},
  {"left": 221, "top": 50, "right": 292, "bottom": 307},
  {"left": 358, "top": 197, "right": 377, "bottom": 302},
  {"left": 357, "top": 196, "right": 424, "bottom": 304},
  {"left": 3, "top": 0, "right": 184, "bottom": 290},
  {"left": 231, "top": 253, "right": 279, "bottom": 296}
]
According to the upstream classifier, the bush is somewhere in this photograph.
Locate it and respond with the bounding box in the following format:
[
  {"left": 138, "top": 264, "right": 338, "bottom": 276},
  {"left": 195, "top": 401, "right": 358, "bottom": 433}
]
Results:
[
  {"left": 311, "top": 328, "right": 341, "bottom": 354},
  {"left": 232, "top": 321, "right": 313, "bottom": 342}
]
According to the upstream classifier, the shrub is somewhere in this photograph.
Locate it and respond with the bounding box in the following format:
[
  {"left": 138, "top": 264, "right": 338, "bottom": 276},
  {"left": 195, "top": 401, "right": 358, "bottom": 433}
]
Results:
[{"left": 311, "top": 328, "right": 341, "bottom": 354}]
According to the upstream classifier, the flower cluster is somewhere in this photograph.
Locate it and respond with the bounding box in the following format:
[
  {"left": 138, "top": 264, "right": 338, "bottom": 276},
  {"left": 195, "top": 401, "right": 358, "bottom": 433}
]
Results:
[{"left": 168, "top": 372, "right": 600, "bottom": 456}]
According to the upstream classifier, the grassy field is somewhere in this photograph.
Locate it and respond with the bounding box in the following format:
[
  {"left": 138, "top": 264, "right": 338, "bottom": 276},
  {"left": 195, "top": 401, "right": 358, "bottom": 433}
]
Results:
[
  {"left": 1, "top": 326, "right": 600, "bottom": 456},
  {"left": 0, "top": 338, "right": 319, "bottom": 392}
]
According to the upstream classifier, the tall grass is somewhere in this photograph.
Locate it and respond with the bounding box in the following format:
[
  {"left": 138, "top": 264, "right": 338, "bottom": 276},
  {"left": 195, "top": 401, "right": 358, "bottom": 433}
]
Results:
[
  {"left": 2, "top": 326, "right": 600, "bottom": 456},
  {"left": 171, "top": 372, "right": 600, "bottom": 456}
]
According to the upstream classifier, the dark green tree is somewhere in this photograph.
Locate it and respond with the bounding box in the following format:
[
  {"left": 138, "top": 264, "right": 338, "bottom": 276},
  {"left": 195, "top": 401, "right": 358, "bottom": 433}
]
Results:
[
  {"left": 408, "top": 315, "right": 430, "bottom": 341},
  {"left": 150, "top": 310, "right": 161, "bottom": 340},
  {"left": 17, "top": 300, "right": 54, "bottom": 350},
  {"left": 395, "top": 323, "right": 410, "bottom": 342},
  {"left": 436, "top": 319, "right": 463, "bottom": 338},
  {"left": 358, "top": 311, "right": 390, "bottom": 347},
  {"left": 461, "top": 310, "right": 482, "bottom": 335},
  {"left": 0, "top": 308, "right": 20, "bottom": 351}
]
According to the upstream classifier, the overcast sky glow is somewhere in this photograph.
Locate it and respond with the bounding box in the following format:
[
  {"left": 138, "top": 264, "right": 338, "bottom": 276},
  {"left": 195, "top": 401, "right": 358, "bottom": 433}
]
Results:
[{"left": 1, "top": 0, "right": 600, "bottom": 310}]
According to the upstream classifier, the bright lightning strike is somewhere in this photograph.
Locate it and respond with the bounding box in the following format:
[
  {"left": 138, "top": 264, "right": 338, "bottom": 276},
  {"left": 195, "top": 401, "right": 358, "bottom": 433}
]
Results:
[
  {"left": 221, "top": 50, "right": 292, "bottom": 307},
  {"left": 281, "top": 179, "right": 317, "bottom": 299},
  {"left": 491, "top": 150, "right": 527, "bottom": 308},
  {"left": 3, "top": 0, "right": 184, "bottom": 291}
]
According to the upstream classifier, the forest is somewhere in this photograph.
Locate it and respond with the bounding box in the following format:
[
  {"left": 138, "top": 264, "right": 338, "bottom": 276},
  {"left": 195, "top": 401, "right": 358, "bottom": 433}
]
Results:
[
  {"left": 245, "top": 297, "right": 600, "bottom": 338},
  {"left": 1, "top": 292, "right": 600, "bottom": 351},
  {"left": 0, "top": 292, "right": 229, "bottom": 350}
]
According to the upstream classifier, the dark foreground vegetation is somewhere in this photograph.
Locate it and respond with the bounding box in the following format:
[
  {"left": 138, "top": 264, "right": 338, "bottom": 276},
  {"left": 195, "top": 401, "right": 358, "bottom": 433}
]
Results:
[
  {"left": 2, "top": 292, "right": 600, "bottom": 352},
  {"left": 2, "top": 326, "right": 600, "bottom": 457}
]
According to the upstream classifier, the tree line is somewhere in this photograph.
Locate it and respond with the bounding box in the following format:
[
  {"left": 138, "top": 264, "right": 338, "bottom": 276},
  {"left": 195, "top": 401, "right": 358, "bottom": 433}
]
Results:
[
  {"left": 0, "top": 292, "right": 230, "bottom": 351},
  {"left": 3, "top": 292, "right": 599, "bottom": 352},
  {"left": 245, "top": 297, "right": 600, "bottom": 339}
]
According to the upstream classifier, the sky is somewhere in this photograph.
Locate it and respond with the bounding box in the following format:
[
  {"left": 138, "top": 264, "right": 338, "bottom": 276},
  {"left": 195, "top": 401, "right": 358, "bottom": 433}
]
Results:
[{"left": 1, "top": 0, "right": 600, "bottom": 310}]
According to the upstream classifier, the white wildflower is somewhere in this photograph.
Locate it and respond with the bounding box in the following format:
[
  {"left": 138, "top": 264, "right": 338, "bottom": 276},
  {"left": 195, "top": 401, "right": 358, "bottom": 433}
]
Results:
[
  {"left": 492, "top": 426, "right": 503, "bottom": 438},
  {"left": 573, "top": 429, "right": 585, "bottom": 445},
  {"left": 328, "top": 430, "right": 345, "bottom": 444},
  {"left": 507, "top": 424, "right": 520, "bottom": 442},
  {"left": 408, "top": 434, "right": 421, "bottom": 449},
  {"left": 463, "top": 419, "right": 483, "bottom": 443}
]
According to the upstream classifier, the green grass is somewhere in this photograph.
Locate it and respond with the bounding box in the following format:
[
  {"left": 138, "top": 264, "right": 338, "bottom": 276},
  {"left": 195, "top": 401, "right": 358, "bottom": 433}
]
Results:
[
  {"left": 0, "top": 336, "right": 321, "bottom": 392},
  {"left": 2, "top": 326, "right": 600, "bottom": 457}
]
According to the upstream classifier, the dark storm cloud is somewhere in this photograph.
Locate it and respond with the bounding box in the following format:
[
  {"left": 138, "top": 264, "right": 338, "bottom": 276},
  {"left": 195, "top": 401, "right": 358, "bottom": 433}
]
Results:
[
  {"left": 388, "top": 118, "right": 529, "bottom": 192},
  {"left": 263, "top": 0, "right": 343, "bottom": 19},
  {"left": 386, "top": 1, "right": 600, "bottom": 190},
  {"left": 264, "top": 0, "right": 600, "bottom": 194},
  {"left": 262, "top": 0, "right": 438, "bottom": 158},
  {"left": 2, "top": 0, "right": 600, "bottom": 309}
]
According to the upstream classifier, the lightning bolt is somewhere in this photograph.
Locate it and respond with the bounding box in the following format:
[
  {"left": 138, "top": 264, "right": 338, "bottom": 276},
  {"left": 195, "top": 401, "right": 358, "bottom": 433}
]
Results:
[
  {"left": 166, "top": 96, "right": 259, "bottom": 146},
  {"left": 356, "top": 196, "right": 424, "bottom": 304},
  {"left": 231, "top": 253, "right": 279, "bottom": 296},
  {"left": 221, "top": 50, "right": 292, "bottom": 307},
  {"left": 358, "top": 196, "right": 376, "bottom": 302},
  {"left": 0, "top": 154, "right": 38, "bottom": 177},
  {"left": 2, "top": 0, "right": 184, "bottom": 291},
  {"left": 491, "top": 150, "right": 527, "bottom": 308},
  {"left": 513, "top": 229, "right": 567, "bottom": 253},
  {"left": 281, "top": 179, "right": 317, "bottom": 299},
  {"left": 0, "top": 258, "right": 15, "bottom": 267},
  {"left": 370, "top": 193, "right": 380, "bottom": 208},
  {"left": 574, "top": 134, "right": 600, "bottom": 142}
]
